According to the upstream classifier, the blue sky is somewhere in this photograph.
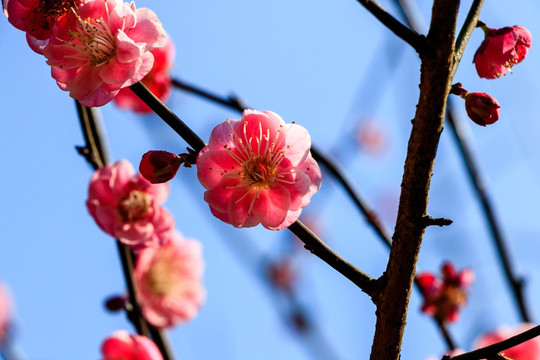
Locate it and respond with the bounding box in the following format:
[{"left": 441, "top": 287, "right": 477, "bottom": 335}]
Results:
[{"left": 1, "top": 0, "right": 540, "bottom": 359}]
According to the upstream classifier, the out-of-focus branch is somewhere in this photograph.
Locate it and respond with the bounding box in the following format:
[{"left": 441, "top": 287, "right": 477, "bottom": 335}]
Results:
[
  {"left": 369, "top": 0, "right": 463, "bottom": 358},
  {"left": 446, "top": 103, "right": 530, "bottom": 322},
  {"left": 355, "top": 0, "right": 426, "bottom": 53},
  {"left": 74, "top": 101, "right": 174, "bottom": 360},
  {"left": 131, "top": 81, "right": 377, "bottom": 295},
  {"left": 446, "top": 325, "right": 540, "bottom": 360}
]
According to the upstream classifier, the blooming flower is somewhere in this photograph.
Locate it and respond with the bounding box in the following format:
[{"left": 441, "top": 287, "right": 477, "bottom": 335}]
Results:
[
  {"left": 473, "top": 324, "right": 540, "bottom": 360},
  {"left": 416, "top": 262, "right": 474, "bottom": 323},
  {"left": 0, "top": 281, "right": 12, "bottom": 342},
  {"left": 4, "top": 0, "right": 83, "bottom": 53},
  {"left": 465, "top": 92, "right": 501, "bottom": 126},
  {"left": 197, "top": 110, "right": 322, "bottom": 230},
  {"left": 133, "top": 232, "right": 205, "bottom": 328},
  {"left": 42, "top": 0, "right": 167, "bottom": 107},
  {"left": 114, "top": 36, "right": 174, "bottom": 113},
  {"left": 474, "top": 25, "right": 532, "bottom": 79},
  {"left": 100, "top": 330, "right": 163, "bottom": 360},
  {"left": 86, "top": 160, "right": 173, "bottom": 250}
]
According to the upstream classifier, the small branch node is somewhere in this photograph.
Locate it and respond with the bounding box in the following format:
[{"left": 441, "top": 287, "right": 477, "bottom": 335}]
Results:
[{"left": 422, "top": 216, "right": 453, "bottom": 228}]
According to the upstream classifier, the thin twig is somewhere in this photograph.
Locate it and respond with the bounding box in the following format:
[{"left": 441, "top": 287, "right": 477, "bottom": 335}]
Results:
[
  {"left": 289, "top": 221, "right": 377, "bottom": 295},
  {"left": 446, "top": 103, "right": 530, "bottom": 322},
  {"left": 129, "top": 82, "right": 206, "bottom": 153},
  {"left": 355, "top": 0, "right": 426, "bottom": 53},
  {"left": 74, "top": 101, "right": 174, "bottom": 360},
  {"left": 451, "top": 0, "right": 485, "bottom": 79},
  {"left": 447, "top": 325, "right": 540, "bottom": 360}
]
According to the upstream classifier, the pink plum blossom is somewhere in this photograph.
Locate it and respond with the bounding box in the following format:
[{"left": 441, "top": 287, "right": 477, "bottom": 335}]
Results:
[
  {"left": 100, "top": 330, "right": 163, "bottom": 360},
  {"left": 416, "top": 262, "right": 474, "bottom": 323},
  {"left": 133, "top": 232, "right": 205, "bottom": 328},
  {"left": 196, "top": 110, "right": 322, "bottom": 230},
  {"left": 86, "top": 160, "right": 173, "bottom": 250},
  {"left": 42, "top": 0, "right": 167, "bottom": 107},
  {"left": 0, "top": 281, "right": 12, "bottom": 342},
  {"left": 114, "top": 36, "right": 175, "bottom": 113},
  {"left": 4, "top": 0, "right": 84, "bottom": 53},
  {"left": 473, "top": 324, "right": 540, "bottom": 360},
  {"left": 474, "top": 25, "right": 532, "bottom": 79}
]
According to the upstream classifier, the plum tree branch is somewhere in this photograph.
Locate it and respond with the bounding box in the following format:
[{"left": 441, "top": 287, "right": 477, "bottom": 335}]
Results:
[
  {"left": 446, "top": 325, "right": 540, "bottom": 360},
  {"left": 355, "top": 0, "right": 427, "bottom": 53},
  {"left": 369, "top": 0, "right": 462, "bottom": 358},
  {"left": 74, "top": 101, "right": 174, "bottom": 360}
]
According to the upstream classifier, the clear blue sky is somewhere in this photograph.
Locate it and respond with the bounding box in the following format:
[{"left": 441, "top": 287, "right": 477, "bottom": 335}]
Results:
[{"left": 1, "top": 0, "right": 540, "bottom": 359}]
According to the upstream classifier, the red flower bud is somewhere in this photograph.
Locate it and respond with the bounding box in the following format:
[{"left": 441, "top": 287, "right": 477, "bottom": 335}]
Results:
[
  {"left": 139, "top": 151, "right": 181, "bottom": 184},
  {"left": 465, "top": 92, "right": 501, "bottom": 126},
  {"left": 474, "top": 25, "right": 532, "bottom": 79}
]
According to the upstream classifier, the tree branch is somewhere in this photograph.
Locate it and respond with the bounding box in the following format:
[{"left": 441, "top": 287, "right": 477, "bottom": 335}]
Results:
[
  {"left": 355, "top": 0, "right": 427, "bottom": 53},
  {"left": 451, "top": 0, "right": 485, "bottom": 79},
  {"left": 74, "top": 101, "right": 174, "bottom": 360},
  {"left": 447, "top": 325, "right": 540, "bottom": 360},
  {"left": 289, "top": 221, "right": 377, "bottom": 296},
  {"left": 369, "top": 0, "right": 461, "bottom": 358}
]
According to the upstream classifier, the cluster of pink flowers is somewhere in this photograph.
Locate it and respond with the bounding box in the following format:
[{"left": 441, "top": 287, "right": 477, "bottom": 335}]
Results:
[
  {"left": 416, "top": 261, "right": 474, "bottom": 323},
  {"left": 87, "top": 160, "right": 204, "bottom": 332},
  {"left": 3, "top": 0, "right": 168, "bottom": 107}
]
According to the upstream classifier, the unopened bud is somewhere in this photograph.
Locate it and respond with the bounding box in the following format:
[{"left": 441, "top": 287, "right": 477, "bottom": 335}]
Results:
[
  {"left": 465, "top": 92, "right": 500, "bottom": 126},
  {"left": 139, "top": 150, "right": 181, "bottom": 183}
]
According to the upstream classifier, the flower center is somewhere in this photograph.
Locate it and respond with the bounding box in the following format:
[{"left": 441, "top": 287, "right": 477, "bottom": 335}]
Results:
[
  {"left": 36, "top": 0, "right": 75, "bottom": 17},
  {"left": 146, "top": 251, "right": 183, "bottom": 296},
  {"left": 242, "top": 156, "right": 277, "bottom": 187},
  {"left": 67, "top": 12, "right": 117, "bottom": 65},
  {"left": 118, "top": 190, "right": 151, "bottom": 223}
]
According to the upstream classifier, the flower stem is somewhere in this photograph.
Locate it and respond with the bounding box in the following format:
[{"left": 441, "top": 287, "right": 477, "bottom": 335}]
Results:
[{"left": 74, "top": 101, "right": 174, "bottom": 360}]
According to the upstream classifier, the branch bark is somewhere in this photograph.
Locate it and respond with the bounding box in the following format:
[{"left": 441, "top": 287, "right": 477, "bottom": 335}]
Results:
[{"left": 369, "top": 0, "right": 461, "bottom": 358}]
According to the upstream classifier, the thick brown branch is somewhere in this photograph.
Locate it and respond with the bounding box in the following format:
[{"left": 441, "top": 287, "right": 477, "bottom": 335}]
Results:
[{"left": 369, "top": 0, "right": 461, "bottom": 359}]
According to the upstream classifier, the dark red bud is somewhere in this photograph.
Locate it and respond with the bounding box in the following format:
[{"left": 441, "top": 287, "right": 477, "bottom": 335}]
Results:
[
  {"left": 465, "top": 92, "right": 501, "bottom": 126},
  {"left": 104, "top": 295, "right": 127, "bottom": 312},
  {"left": 139, "top": 150, "right": 181, "bottom": 183}
]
